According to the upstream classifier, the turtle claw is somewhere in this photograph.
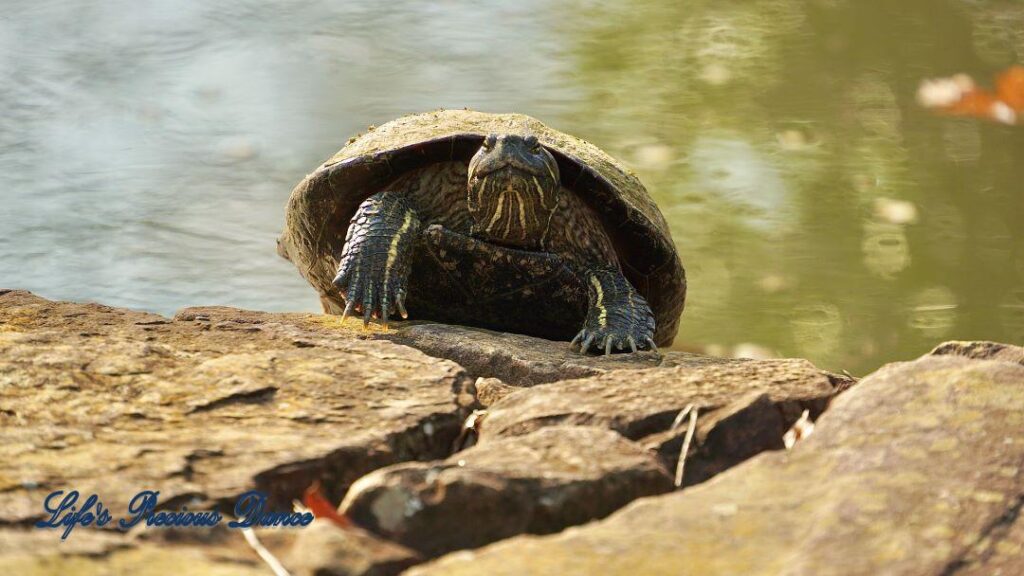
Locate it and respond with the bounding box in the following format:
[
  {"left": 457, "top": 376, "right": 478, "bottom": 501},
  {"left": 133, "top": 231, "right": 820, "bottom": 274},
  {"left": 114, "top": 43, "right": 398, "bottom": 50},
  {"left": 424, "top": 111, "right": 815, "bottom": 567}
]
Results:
[
  {"left": 573, "top": 292, "right": 657, "bottom": 355},
  {"left": 396, "top": 291, "right": 409, "bottom": 320},
  {"left": 644, "top": 336, "right": 658, "bottom": 353},
  {"left": 341, "top": 299, "right": 356, "bottom": 322},
  {"left": 574, "top": 329, "right": 655, "bottom": 355}
]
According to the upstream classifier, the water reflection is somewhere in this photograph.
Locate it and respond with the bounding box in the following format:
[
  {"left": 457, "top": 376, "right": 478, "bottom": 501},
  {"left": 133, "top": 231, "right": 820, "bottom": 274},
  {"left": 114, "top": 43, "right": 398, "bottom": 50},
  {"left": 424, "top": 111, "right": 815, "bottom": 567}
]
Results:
[{"left": 0, "top": 0, "right": 1021, "bottom": 374}]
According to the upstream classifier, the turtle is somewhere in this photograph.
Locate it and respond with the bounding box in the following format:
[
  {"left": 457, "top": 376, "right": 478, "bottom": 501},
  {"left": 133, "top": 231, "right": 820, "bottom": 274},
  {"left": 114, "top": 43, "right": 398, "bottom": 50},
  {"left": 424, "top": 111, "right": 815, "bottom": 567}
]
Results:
[{"left": 277, "top": 110, "right": 686, "bottom": 354}]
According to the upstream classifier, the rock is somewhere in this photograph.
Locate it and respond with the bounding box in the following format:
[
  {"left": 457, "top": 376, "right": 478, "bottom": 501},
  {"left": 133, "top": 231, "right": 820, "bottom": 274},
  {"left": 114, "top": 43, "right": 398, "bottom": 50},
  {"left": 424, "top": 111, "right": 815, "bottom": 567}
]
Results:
[
  {"left": 409, "top": 352, "right": 1024, "bottom": 576},
  {"left": 929, "top": 340, "right": 1024, "bottom": 366},
  {"left": 285, "top": 522, "right": 421, "bottom": 576},
  {"left": 0, "top": 290, "right": 467, "bottom": 567},
  {"left": 384, "top": 323, "right": 741, "bottom": 386},
  {"left": 9, "top": 290, "right": 1017, "bottom": 576},
  {"left": 468, "top": 377, "right": 517, "bottom": 408},
  {"left": 641, "top": 391, "right": 790, "bottom": 486},
  {"left": 0, "top": 537, "right": 271, "bottom": 575},
  {"left": 339, "top": 427, "right": 673, "bottom": 557},
  {"left": 481, "top": 359, "right": 844, "bottom": 440}
]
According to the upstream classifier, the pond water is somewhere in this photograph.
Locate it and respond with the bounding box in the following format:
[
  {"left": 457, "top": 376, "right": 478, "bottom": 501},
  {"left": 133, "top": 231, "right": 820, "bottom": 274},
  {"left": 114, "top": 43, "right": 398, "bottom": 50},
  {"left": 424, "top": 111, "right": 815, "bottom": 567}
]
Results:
[{"left": 2, "top": 0, "right": 1022, "bottom": 374}]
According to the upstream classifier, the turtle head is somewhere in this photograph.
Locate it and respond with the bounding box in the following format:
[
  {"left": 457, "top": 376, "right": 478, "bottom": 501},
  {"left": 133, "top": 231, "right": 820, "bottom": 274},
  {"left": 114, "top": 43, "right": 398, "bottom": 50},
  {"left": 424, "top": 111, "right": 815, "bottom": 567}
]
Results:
[{"left": 466, "top": 133, "right": 560, "bottom": 248}]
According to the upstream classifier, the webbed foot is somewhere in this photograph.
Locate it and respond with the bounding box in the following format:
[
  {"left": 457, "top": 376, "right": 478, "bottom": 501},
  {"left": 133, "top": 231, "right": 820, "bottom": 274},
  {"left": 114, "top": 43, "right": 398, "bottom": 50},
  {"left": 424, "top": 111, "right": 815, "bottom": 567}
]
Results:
[
  {"left": 572, "top": 269, "right": 657, "bottom": 355},
  {"left": 332, "top": 191, "right": 420, "bottom": 327}
]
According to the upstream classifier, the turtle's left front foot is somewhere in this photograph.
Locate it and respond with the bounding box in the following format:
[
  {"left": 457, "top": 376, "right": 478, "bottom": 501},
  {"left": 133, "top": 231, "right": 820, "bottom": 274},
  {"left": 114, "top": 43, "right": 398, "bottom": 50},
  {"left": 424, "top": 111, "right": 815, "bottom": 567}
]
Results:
[{"left": 572, "top": 269, "right": 657, "bottom": 355}]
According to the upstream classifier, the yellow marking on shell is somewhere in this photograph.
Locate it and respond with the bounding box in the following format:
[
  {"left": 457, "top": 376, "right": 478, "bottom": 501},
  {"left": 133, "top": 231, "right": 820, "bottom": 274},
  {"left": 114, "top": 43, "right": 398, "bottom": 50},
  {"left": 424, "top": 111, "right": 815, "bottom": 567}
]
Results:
[
  {"left": 590, "top": 275, "right": 607, "bottom": 328},
  {"left": 486, "top": 190, "right": 506, "bottom": 234},
  {"left": 383, "top": 210, "right": 414, "bottom": 289}
]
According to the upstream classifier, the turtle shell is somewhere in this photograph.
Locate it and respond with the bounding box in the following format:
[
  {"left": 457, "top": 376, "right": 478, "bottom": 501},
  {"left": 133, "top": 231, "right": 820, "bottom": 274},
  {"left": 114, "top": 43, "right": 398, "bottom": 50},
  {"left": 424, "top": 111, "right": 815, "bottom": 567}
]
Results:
[{"left": 278, "top": 109, "right": 686, "bottom": 345}]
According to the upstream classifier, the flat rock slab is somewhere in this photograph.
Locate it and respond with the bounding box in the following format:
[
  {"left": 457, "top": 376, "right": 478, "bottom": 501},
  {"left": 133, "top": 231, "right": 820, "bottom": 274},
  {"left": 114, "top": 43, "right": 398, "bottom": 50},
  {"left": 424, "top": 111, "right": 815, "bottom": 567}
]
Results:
[
  {"left": 480, "top": 359, "right": 844, "bottom": 464},
  {"left": 339, "top": 426, "right": 673, "bottom": 557},
  {"left": 0, "top": 290, "right": 468, "bottom": 528},
  {"left": 410, "top": 349, "right": 1024, "bottom": 576},
  {"left": 384, "top": 323, "right": 743, "bottom": 386}
]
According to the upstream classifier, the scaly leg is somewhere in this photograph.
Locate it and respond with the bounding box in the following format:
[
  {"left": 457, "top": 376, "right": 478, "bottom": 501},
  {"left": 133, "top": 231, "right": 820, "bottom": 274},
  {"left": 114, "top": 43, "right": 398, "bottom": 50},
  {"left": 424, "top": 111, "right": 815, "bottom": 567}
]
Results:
[
  {"left": 333, "top": 191, "right": 421, "bottom": 327},
  {"left": 572, "top": 268, "right": 656, "bottom": 354}
]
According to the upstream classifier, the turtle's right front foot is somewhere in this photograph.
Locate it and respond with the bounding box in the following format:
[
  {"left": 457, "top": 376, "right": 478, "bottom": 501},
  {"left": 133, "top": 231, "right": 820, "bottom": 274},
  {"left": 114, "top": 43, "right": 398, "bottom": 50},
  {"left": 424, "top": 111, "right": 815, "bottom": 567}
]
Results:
[
  {"left": 572, "top": 268, "right": 657, "bottom": 355},
  {"left": 332, "top": 191, "right": 421, "bottom": 327}
]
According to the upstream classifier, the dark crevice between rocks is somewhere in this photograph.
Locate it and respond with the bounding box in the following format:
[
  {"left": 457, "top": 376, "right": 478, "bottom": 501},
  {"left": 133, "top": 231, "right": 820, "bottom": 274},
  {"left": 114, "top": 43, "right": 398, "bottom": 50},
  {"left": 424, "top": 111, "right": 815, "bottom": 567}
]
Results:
[
  {"left": 335, "top": 425, "right": 676, "bottom": 562},
  {"left": 248, "top": 411, "right": 465, "bottom": 513},
  {"left": 638, "top": 393, "right": 833, "bottom": 488},
  {"left": 939, "top": 493, "right": 1024, "bottom": 576},
  {"left": 327, "top": 383, "right": 843, "bottom": 566}
]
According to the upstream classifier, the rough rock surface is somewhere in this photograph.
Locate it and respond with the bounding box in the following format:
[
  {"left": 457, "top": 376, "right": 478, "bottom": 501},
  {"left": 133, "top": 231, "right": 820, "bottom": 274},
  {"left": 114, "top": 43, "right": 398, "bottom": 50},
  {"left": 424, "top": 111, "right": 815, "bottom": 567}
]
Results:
[
  {"left": 480, "top": 359, "right": 846, "bottom": 486},
  {"left": 285, "top": 522, "right": 421, "bottom": 576},
  {"left": 0, "top": 291, "right": 768, "bottom": 573},
  {"left": 384, "top": 323, "right": 742, "bottom": 386},
  {"left": 0, "top": 290, "right": 467, "bottom": 573},
  {"left": 339, "top": 426, "right": 673, "bottom": 557},
  {"left": 0, "top": 290, "right": 469, "bottom": 520},
  {"left": 7, "top": 290, "right": 1019, "bottom": 576},
  {"left": 929, "top": 340, "right": 1024, "bottom": 366},
  {"left": 411, "top": 347, "right": 1024, "bottom": 576},
  {"left": 329, "top": 352, "right": 849, "bottom": 557},
  {"left": 482, "top": 358, "right": 842, "bottom": 440}
]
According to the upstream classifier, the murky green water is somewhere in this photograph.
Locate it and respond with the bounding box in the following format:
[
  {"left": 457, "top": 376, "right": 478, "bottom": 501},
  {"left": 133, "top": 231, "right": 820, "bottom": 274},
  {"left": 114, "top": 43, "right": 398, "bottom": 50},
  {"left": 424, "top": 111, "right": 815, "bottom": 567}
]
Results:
[{"left": 1, "top": 0, "right": 1022, "bottom": 374}]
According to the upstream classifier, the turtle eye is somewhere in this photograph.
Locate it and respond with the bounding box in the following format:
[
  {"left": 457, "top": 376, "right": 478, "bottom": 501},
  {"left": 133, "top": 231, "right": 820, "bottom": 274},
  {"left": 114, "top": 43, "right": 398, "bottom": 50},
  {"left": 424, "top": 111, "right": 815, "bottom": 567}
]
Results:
[
  {"left": 524, "top": 135, "right": 540, "bottom": 153},
  {"left": 482, "top": 134, "right": 497, "bottom": 151}
]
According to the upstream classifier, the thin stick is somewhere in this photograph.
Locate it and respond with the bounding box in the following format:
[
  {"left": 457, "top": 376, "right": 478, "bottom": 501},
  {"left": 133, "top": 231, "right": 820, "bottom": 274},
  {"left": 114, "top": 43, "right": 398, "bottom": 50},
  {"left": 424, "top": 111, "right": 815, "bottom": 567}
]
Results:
[
  {"left": 670, "top": 404, "right": 693, "bottom": 431},
  {"left": 240, "top": 525, "right": 292, "bottom": 576},
  {"left": 674, "top": 406, "right": 699, "bottom": 488}
]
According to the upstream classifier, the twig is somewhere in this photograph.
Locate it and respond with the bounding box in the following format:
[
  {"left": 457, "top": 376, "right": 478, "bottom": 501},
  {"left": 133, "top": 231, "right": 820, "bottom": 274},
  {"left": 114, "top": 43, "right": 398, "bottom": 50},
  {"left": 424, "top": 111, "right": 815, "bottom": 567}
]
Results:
[
  {"left": 452, "top": 409, "right": 488, "bottom": 452},
  {"left": 674, "top": 405, "right": 698, "bottom": 488},
  {"left": 670, "top": 404, "right": 693, "bottom": 431},
  {"left": 240, "top": 524, "right": 292, "bottom": 576},
  {"left": 783, "top": 409, "right": 815, "bottom": 450}
]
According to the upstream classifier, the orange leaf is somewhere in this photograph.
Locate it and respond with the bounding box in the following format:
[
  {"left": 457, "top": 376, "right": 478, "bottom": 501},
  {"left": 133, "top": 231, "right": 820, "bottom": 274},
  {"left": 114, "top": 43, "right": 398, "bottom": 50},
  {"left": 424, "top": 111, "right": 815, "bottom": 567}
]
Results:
[
  {"left": 995, "top": 65, "right": 1024, "bottom": 111},
  {"left": 935, "top": 88, "right": 999, "bottom": 119},
  {"left": 302, "top": 482, "right": 352, "bottom": 529}
]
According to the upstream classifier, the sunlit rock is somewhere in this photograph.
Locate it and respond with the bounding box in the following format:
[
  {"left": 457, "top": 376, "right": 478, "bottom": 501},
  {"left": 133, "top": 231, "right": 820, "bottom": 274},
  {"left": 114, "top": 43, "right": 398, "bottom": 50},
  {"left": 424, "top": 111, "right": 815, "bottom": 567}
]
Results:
[{"left": 410, "top": 345, "right": 1024, "bottom": 576}]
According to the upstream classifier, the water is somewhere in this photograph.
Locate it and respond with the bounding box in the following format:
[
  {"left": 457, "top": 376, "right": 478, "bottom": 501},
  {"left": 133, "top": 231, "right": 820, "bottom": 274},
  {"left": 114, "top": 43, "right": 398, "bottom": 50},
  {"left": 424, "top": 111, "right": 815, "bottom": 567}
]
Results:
[{"left": 1, "top": 0, "right": 1022, "bottom": 374}]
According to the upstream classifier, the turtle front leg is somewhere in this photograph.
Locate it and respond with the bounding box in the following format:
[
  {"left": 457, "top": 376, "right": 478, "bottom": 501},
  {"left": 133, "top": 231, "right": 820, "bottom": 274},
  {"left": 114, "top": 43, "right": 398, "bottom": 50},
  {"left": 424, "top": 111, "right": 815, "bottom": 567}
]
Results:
[
  {"left": 333, "top": 191, "right": 421, "bottom": 327},
  {"left": 572, "top": 268, "right": 657, "bottom": 355}
]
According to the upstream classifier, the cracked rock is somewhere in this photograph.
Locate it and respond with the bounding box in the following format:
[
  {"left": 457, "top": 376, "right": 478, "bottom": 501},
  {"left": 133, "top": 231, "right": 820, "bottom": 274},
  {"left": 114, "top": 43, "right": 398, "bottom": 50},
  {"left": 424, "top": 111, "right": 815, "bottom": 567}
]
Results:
[
  {"left": 0, "top": 290, "right": 467, "bottom": 530},
  {"left": 480, "top": 359, "right": 845, "bottom": 441},
  {"left": 339, "top": 426, "right": 673, "bottom": 557},
  {"left": 410, "top": 348, "right": 1024, "bottom": 576}
]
